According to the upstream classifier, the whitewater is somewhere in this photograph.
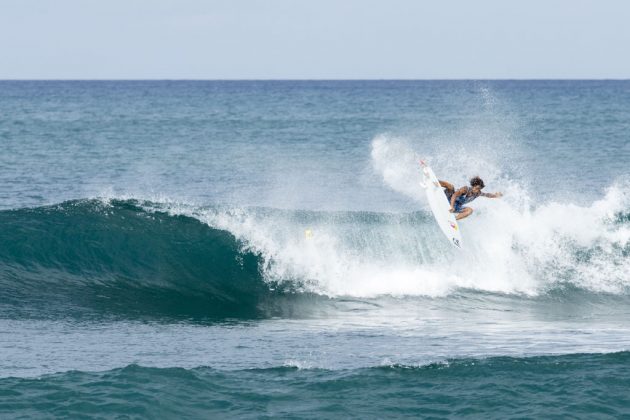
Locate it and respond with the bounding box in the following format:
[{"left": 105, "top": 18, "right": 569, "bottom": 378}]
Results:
[{"left": 1, "top": 80, "right": 629, "bottom": 417}]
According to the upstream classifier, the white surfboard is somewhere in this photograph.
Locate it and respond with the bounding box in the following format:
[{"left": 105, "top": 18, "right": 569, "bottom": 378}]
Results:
[{"left": 420, "top": 161, "right": 463, "bottom": 249}]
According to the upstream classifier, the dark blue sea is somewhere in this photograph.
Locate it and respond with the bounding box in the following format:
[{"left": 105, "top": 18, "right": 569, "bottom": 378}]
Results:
[{"left": 1, "top": 80, "right": 629, "bottom": 418}]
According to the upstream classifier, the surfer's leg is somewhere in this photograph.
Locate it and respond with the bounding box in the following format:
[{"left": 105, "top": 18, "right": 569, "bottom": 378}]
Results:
[
  {"left": 440, "top": 180, "right": 455, "bottom": 200},
  {"left": 439, "top": 180, "right": 454, "bottom": 193},
  {"left": 455, "top": 207, "right": 473, "bottom": 220}
]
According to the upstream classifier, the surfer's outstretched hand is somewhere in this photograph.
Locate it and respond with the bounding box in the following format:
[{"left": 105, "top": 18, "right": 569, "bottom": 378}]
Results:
[{"left": 483, "top": 191, "right": 503, "bottom": 198}]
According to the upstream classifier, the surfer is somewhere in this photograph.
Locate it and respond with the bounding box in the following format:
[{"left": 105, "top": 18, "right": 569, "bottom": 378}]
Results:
[{"left": 438, "top": 177, "right": 503, "bottom": 220}]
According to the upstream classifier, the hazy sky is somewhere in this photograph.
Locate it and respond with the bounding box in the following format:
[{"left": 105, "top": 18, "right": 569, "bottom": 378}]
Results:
[{"left": 1, "top": 0, "right": 629, "bottom": 79}]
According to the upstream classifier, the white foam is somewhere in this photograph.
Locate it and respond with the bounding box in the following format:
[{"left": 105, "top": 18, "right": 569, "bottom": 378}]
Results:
[
  {"left": 121, "top": 134, "right": 629, "bottom": 299},
  {"left": 368, "top": 135, "right": 630, "bottom": 296},
  {"left": 370, "top": 135, "right": 425, "bottom": 203},
  {"left": 134, "top": 180, "right": 628, "bottom": 299}
]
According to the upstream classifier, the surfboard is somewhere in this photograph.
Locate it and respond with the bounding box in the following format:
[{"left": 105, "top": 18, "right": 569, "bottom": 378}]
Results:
[{"left": 420, "top": 161, "right": 463, "bottom": 249}]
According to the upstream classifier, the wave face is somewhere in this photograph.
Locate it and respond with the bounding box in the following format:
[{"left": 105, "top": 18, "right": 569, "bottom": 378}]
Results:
[
  {"left": 0, "top": 199, "right": 279, "bottom": 319},
  {"left": 2, "top": 352, "right": 630, "bottom": 418}
]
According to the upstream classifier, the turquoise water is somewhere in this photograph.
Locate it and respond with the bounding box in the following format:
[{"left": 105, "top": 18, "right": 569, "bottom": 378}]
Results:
[{"left": 1, "top": 81, "right": 629, "bottom": 418}]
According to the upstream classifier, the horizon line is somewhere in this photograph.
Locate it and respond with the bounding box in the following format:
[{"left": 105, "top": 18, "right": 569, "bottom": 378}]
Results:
[{"left": 1, "top": 78, "right": 629, "bottom": 82}]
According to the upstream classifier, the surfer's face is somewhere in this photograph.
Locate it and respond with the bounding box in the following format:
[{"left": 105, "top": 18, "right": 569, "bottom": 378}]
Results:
[{"left": 472, "top": 185, "right": 483, "bottom": 194}]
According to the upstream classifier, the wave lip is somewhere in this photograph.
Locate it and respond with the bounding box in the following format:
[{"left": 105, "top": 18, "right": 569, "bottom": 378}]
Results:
[{"left": 2, "top": 352, "right": 629, "bottom": 418}]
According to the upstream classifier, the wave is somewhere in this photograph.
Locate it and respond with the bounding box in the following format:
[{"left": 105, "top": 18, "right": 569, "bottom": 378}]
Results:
[
  {"left": 0, "top": 199, "right": 303, "bottom": 319},
  {"left": 1, "top": 182, "right": 629, "bottom": 319},
  {"left": 2, "top": 352, "right": 630, "bottom": 418}
]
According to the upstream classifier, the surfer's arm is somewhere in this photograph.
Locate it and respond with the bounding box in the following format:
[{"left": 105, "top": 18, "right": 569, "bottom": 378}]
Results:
[{"left": 482, "top": 192, "right": 503, "bottom": 198}]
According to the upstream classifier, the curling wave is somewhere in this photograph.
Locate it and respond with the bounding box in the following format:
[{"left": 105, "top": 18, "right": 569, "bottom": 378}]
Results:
[{"left": 0, "top": 199, "right": 275, "bottom": 319}]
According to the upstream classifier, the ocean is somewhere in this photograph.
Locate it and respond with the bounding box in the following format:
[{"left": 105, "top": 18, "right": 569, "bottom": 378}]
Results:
[{"left": 1, "top": 80, "right": 629, "bottom": 418}]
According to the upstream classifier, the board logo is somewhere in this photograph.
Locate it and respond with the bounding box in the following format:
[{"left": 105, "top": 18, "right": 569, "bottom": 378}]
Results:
[
  {"left": 449, "top": 222, "right": 458, "bottom": 231},
  {"left": 452, "top": 238, "right": 461, "bottom": 248}
]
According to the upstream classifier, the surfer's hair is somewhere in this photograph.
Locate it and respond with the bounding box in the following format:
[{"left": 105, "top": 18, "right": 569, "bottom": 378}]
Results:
[{"left": 470, "top": 176, "right": 485, "bottom": 189}]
